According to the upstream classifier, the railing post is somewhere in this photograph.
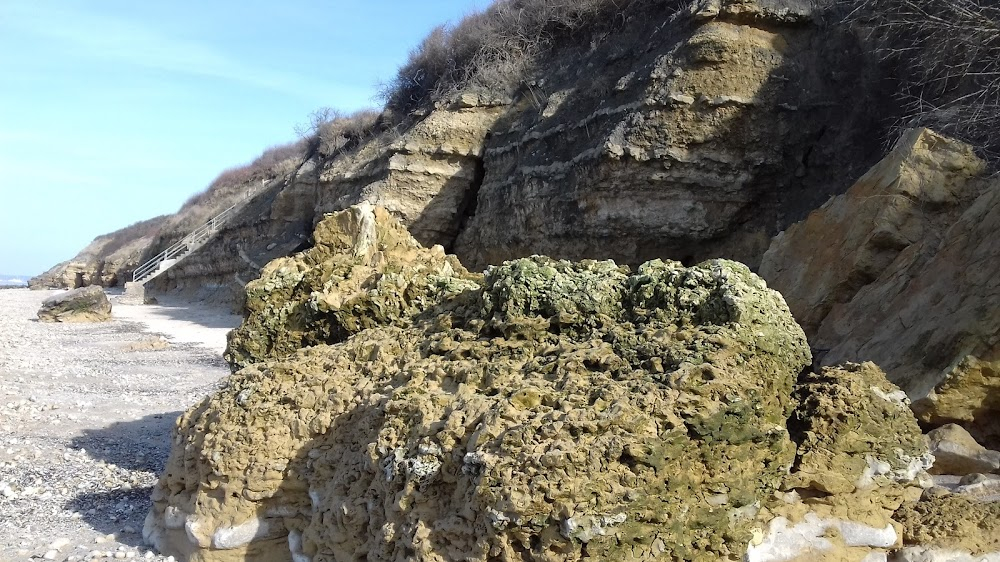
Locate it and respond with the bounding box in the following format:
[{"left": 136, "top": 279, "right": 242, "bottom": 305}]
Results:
[{"left": 132, "top": 197, "right": 246, "bottom": 286}]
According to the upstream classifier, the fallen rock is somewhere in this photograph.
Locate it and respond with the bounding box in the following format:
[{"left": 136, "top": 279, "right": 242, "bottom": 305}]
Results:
[
  {"left": 759, "top": 129, "right": 1000, "bottom": 449},
  {"left": 36, "top": 286, "right": 112, "bottom": 323},
  {"left": 760, "top": 127, "right": 986, "bottom": 337},
  {"left": 913, "top": 356, "right": 1000, "bottom": 452},
  {"left": 926, "top": 424, "right": 1000, "bottom": 476},
  {"left": 894, "top": 496, "right": 1000, "bottom": 557},
  {"left": 149, "top": 206, "right": 815, "bottom": 562}
]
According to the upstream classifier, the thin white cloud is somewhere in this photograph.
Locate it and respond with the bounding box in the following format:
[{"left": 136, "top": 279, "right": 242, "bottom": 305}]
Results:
[{"left": 1, "top": 3, "right": 333, "bottom": 103}]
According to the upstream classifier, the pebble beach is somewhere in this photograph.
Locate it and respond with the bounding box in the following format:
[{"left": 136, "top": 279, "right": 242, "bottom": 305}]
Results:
[{"left": 0, "top": 289, "right": 240, "bottom": 561}]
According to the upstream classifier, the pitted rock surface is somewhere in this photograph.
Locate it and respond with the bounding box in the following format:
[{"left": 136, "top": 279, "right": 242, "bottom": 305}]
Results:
[
  {"left": 745, "top": 362, "right": 932, "bottom": 562},
  {"left": 148, "top": 207, "right": 814, "bottom": 562},
  {"left": 224, "top": 203, "right": 481, "bottom": 371},
  {"left": 895, "top": 496, "right": 1000, "bottom": 556},
  {"left": 787, "top": 362, "right": 932, "bottom": 496}
]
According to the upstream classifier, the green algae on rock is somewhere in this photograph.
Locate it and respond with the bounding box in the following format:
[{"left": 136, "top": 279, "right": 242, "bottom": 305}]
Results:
[
  {"left": 224, "top": 203, "right": 481, "bottom": 371},
  {"left": 787, "top": 362, "right": 932, "bottom": 496},
  {"left": 149, "top": 206, "right": 814, "bottom": 562}
]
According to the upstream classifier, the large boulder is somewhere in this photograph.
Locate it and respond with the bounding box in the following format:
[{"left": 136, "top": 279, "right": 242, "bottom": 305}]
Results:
[
  {"left": 147, "top": 206, "right": 817, "bottom": 561},
  {"left": 926, "top": 424, "right": 1000, "bottom": 476},
  {"left": 760, "top": 128, "right": 986, "bottom": 338},
  {"left": 36, "top": 286, "right": 112, "bottom": 323},
  {"left": 759, "top": 129, "right": 1000, "bottom": 448}
]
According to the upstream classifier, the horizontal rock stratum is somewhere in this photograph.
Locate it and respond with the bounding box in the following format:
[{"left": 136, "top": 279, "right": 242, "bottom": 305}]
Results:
[{"left": 144, "top": 205, "right": 986, "bottom": 562}]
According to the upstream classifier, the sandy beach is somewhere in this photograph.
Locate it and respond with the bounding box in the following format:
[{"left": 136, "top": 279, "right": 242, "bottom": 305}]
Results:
[{"left": 0, "top": 289, "right": 241, "bottom": 561}]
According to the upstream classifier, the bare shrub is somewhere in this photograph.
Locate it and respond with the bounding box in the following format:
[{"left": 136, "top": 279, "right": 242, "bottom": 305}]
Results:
[
  {"left": 98, "top": 215, "right": 168, "bottom": 258},
  {"left": 382, "top": 0, "right": 657, "bottom": 114},
  {"left": 842, "top": 0, "right": 1000, "bottom": 157},
  {"left": 181, "top": 138, "right": 310, "bottom": 211},
  {"left": 296, "top": 108, "right": 381, "bottom": 157}
]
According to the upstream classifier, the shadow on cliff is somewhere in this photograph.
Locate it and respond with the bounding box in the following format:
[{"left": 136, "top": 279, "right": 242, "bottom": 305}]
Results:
[{"left": 441, "top": 1, "right": 895, "bottom": 272}]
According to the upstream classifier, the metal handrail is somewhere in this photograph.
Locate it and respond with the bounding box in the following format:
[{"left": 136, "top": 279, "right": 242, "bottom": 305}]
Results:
[{"left": 131, "top": 188, "right": 256, "bottom": 283}]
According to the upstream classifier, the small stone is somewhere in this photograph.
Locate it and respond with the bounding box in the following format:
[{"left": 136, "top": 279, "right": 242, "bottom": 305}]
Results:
[
  {"left": 668, "top": 93, "right": 695, "bottom": 105},
  {"left": 959, "top": 472, "right": 988, "bottom": 486},
  {"left": 921, "top": 486, "right": 951, "bottom": 500},
  {"left": 49, "top": 537, "right": 71, "bottom": 551},
  {"left": 43, "top": 550, "right": 59, "bottom": 560}
]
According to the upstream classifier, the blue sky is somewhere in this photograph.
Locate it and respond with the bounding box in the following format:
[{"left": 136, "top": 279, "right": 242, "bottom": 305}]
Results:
[{"left": 0, "top": 0, "right": 487, "bottom": 276}]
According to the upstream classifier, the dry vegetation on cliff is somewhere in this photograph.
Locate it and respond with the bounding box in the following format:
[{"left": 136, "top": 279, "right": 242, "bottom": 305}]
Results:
[
  {"left": 178, "top": 109, "right": 380, "bottom": 220},
  {"left": 180, "top": 140, "right": 309, "bottom": 212},
  {"left": 843, "top": 0, "right": 1000, "bottom": 157},
  {"left": 296, "top": 107, "right": 382, "bottom": 157},
  {"left": 381, "top": 0, "right": 668, "bottom": 114},
  {"left": 384, "top": 0, "right": 1000, "bottom": 159}
]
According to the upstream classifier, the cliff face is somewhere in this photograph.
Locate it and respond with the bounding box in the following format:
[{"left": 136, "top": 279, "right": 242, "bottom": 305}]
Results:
[
  {"left": 139, "top": 0, "right": 889, "bottom": 306},
  {"left": 29, "top": 215, "right": 167, "bottom": 289},
  {"left": 145, "top": 100, "right": 505, "bottom": 306},
  {"left": 454, "top": 0, "right": 889, "bottom": 270}
]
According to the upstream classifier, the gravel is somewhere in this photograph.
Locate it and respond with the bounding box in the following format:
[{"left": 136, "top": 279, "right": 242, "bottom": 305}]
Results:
[{"left": 0, "top": 289, "right": 239, "bottom": 561}]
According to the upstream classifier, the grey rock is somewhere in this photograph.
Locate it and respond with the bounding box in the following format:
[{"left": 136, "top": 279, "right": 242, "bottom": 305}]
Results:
[
  {"left": 37, "top": 286, "right": 111, "bottom": 323},
  {"left": 928, "top": 424, "right": 1000, "bottom": 476}
]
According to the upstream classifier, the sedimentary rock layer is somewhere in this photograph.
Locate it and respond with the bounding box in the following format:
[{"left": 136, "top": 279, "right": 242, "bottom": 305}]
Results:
[{"left": 454, "top": 0, "right": 888, "bottom": 270}]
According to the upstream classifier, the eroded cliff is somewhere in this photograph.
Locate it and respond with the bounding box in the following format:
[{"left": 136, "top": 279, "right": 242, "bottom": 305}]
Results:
[
  {"left": 82, "top": 0, "right": 890, "bottom": 306},
  {"left": 29, "top": 215, "right": 168, "bottom": 289}
]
